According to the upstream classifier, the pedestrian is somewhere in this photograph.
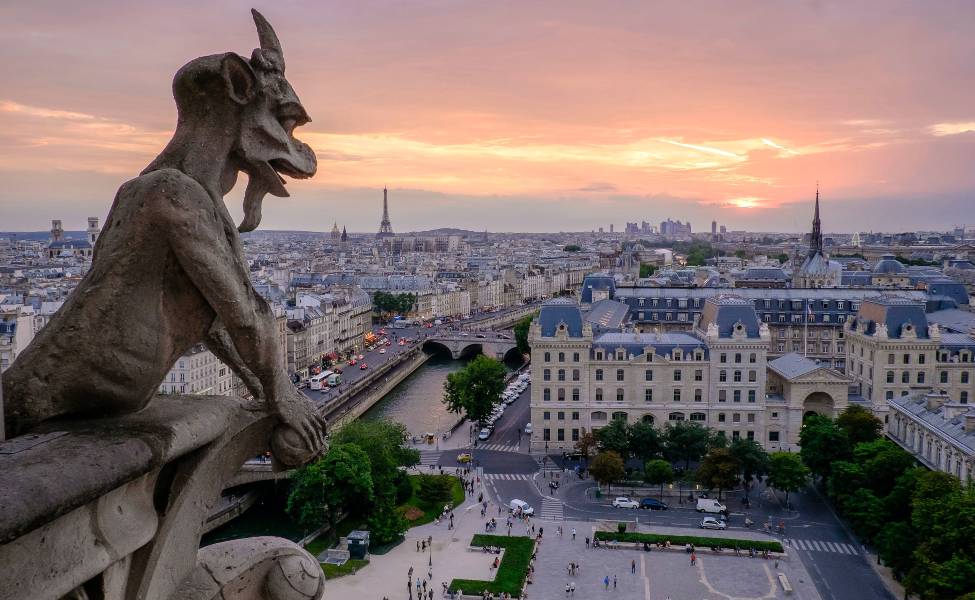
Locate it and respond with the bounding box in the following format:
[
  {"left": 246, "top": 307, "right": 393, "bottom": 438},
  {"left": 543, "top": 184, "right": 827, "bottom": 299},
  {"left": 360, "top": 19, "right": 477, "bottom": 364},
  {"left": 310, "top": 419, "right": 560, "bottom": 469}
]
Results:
[
  {"left": 570, "top": 582, "right": 575, "bottom": 596},
  {"left": 631, "top": 559, "right": 636, "bottom": 574},
  {"left": 417, "top": 540, "right": 421, "bottom": 552},
  {"left": 410, "top": 566, "right": 414, "bottom": 579},
  {"left": 572, "top": 528, "right": 576, "bottom": 541},
  {"left": 422, "top": 540, "right": 426, "bottom": 552},
  {"left": 603, "top": 575, "right": 609, "bottom": 590},
  {"left": 565, "top": 583, "right": 570, "bottom": 597},
  {"left": 613, "top": 575, "right": 617, "bottom": 589},
  {"left": 690, "top": 552, "right": 696, "bottom": 566},
  {"left": 585, "top": 537, "right": 590, "bottom": 548}
]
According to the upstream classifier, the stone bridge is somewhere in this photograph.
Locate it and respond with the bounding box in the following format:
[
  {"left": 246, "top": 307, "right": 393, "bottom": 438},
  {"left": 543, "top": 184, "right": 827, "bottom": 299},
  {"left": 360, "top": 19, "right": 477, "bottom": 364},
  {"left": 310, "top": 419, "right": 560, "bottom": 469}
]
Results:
[{"left": 423, "top": 333, "right": 521, "bottom": 361}]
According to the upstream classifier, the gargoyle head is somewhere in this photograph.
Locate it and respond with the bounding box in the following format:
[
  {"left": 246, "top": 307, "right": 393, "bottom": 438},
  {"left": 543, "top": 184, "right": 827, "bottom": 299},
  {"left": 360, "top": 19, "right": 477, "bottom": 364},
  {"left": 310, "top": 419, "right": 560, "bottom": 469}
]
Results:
[{"left": 167, "top": 9, "right": 317, "bottom": 232}]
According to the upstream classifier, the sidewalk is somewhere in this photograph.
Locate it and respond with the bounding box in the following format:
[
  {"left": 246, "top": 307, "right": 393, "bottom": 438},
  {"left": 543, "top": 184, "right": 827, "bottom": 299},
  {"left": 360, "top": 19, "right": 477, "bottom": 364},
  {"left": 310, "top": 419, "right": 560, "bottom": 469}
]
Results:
[{"left": 323, "top": 477, "right": 507, "bottom": 600}]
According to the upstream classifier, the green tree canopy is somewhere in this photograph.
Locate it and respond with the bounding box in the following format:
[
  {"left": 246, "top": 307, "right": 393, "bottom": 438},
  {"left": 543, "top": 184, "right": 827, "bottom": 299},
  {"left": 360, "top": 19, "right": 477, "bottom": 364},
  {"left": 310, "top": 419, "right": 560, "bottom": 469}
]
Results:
[
  {"left": 331, "top": 419, "right": 419, "bottom": 501},
  {"left": 644, "top": 459, "right": 674, "bottom": 499},
  {"left": 589, "top": 451, "right": 626, "bottom": 490},
  {"left": 595, "top": 418, "right": 631, "bottom": 459},
  {"left": 842, "top": 488, "right": 885, "bottom": 542},
  {"left": 663, "top": 421, "right": 710, "bottom": 469},
  {"left": 512, "top": 315, "right": 535, "bottom": 355},
  {"left": 853, "top": 439, "right": 916, "bottom": 497},
  {"left": 628, "top": 420, "right": 662, "bottom": 462},
  {"left": 442, "top": 355, "right": 507, "bottom": 424},
  {"left": 696, "top": 448, "right": 740, "bottom": 499},
  {"left": 826, "top": 460, "right": 864, "bottom": 506},
  {"left": 575, "top": 431, "right": 598, "bottom": 462},
  {"left": 563, "top": 244, "right": 582, "bottom": 252},
  {"left": 798, "top": 415, "right": 851, "bottom": 480},
  {"left": 638, "top": 263, "right": 656, "bottom": 278},
  {"left": 728, "top": 438, "right": 770, "bottom": 494},
  {"left": 287, "top": 443, "right": 374, "bottom": 530},
  {"left": 767, "top": 451, "right": 809, "bottom": 504},
  {"left": 836, "top": 405, "right": 883, "bottom": 446}
]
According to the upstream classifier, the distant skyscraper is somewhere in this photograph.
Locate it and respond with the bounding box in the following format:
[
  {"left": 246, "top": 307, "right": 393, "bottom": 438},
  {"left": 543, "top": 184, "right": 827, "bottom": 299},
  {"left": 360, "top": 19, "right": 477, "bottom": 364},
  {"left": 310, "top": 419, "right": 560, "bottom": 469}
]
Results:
[
  {"left": 720, "top": 225, "right": 727, "bottom": 234},
  {"left": 609, "top": 224, "right": 614, "bottom": 233},
  {"left": 377, "top": 187, "right": 394, "bottom": 239},
  {"left": 711, "top": 220, "right": 717, "bottom": 236}
]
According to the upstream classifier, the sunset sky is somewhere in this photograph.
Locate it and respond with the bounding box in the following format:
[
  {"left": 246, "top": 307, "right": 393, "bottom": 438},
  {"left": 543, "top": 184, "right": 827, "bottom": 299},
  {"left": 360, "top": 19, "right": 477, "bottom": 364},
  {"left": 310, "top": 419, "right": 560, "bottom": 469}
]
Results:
[{"left": 2, "top": 1, "right": 974, "bottom": 233}]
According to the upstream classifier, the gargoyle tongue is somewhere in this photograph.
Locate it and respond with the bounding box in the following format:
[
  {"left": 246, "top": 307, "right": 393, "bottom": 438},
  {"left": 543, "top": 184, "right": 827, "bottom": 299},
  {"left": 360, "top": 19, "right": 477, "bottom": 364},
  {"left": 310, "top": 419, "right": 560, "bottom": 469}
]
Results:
[{"left": 238, "top": 161, "right": 288, "bottom": 233}]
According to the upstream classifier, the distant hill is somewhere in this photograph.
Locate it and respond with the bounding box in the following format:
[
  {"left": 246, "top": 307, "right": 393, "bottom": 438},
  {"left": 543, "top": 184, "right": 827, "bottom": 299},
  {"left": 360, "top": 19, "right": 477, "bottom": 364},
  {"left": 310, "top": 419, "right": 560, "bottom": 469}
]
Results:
[
  {"left": 402, "top": 228, "right": 484, "bottom": 236},
  {"left": 0, "top": 231, "right": 86, "bottom": 241}
]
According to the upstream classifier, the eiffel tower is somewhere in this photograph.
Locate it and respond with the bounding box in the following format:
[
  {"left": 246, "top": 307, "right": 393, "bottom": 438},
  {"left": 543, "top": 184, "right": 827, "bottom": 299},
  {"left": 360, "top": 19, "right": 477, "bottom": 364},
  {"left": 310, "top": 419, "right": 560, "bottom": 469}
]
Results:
[{"left": 377, "top": 186, "right": 394, "bottom": 239}]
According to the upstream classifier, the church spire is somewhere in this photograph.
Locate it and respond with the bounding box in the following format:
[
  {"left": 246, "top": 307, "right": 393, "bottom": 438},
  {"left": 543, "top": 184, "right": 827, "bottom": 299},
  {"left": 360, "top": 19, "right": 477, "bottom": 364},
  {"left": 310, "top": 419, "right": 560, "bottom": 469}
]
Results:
[{"left": 809, "top": 183, "right": 823, "bottom": 256}]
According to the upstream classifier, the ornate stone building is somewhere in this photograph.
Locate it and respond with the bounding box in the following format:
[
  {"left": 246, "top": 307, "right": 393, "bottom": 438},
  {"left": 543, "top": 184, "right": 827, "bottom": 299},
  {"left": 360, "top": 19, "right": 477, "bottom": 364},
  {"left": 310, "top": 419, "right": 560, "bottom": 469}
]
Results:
[{"left": 888, "top": 392, "right": 975, "bottom": 483}]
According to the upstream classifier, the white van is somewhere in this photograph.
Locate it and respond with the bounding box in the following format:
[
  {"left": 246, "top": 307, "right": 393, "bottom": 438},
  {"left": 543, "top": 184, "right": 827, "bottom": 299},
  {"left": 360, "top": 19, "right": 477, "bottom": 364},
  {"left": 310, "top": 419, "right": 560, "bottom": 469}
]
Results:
[
  {"left": 509, "top": 499, "right": 534, "bottom": 516},
  {"left": 696, "top": 498, "right": 727, "bottom": 514}
]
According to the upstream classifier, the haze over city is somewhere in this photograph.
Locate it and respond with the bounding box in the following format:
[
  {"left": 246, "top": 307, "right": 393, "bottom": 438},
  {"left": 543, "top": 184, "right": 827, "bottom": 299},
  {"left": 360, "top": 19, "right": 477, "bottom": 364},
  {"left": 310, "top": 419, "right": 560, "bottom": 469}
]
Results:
[{"left": 2, "top": 0, "right": 974, "bottom": 232}]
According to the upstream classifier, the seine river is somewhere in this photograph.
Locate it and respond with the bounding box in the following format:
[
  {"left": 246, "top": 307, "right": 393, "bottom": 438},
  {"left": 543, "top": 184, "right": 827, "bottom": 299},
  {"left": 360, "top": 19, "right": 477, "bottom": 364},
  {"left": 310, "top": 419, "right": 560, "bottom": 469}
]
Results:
[{"left": 362, "top": 353, "right": 466, "bottom": 437}]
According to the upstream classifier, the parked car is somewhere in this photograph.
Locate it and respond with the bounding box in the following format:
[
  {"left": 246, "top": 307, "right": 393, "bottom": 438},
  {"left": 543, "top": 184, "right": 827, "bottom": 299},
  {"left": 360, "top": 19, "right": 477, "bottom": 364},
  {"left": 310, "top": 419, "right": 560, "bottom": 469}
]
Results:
[
  {"left": 696, "top": 498, "right": 727, "bottom": 514},
  {"left": 478, "top": 428, "right": 491, "bottom": 441},
  {"left": 612, "top": 497, "right": 640, "bottom": 509},
  {"left": 509, "top": 499, "right": 534, "bottom": 516},
  {"left": 640, "top": 498, "right": 669, "bottom": 510},
  {"left": 379, "top": 348, "right": 386, "bottom": 354},
  {"left": 700, "top": 516, "right": 727, "bottom": 530}
]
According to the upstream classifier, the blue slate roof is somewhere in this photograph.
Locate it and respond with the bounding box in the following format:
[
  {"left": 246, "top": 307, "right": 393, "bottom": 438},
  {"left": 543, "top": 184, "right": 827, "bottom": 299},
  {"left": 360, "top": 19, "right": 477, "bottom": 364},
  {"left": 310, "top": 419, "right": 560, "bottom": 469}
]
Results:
[
  {"left": 768, "top": 353, "right": 821, "bottom": 379},
  {"left": 699, "top": 295, "right": 761, "bottom": 338},
  {"left": 592, "top": 331, "right": 708, "bottom": 359},
  {"left": 927, "top": 309, "right": 975, "bottom": 334},
  {"left": 580, "top": 274, "right": 616, "bottom": 304},
  {"left": 538, "top": 297, "right": 584, "bottom": 337},
  {"left": 852, "top": 297, "right": 929, "bottom": 339},
  {"left": 873, "top": 254, "right": 907, "bottom": 274},
  {"left": 924, "top": 279, "right": 969, "bottom": 307}
]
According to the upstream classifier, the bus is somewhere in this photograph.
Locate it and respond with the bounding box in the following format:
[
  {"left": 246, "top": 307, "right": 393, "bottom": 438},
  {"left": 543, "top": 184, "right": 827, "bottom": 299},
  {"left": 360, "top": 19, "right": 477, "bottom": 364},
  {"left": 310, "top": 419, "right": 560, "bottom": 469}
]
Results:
[{"left": 309, "top": 370, "right": 335, "bottom": 391}]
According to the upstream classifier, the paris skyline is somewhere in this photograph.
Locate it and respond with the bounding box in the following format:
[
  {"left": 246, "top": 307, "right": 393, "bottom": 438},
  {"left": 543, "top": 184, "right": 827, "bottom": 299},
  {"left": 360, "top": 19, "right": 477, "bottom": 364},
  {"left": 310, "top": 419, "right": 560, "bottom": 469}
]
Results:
[{"left": 1, "top": 1, "right": 974, "bottom": 233}]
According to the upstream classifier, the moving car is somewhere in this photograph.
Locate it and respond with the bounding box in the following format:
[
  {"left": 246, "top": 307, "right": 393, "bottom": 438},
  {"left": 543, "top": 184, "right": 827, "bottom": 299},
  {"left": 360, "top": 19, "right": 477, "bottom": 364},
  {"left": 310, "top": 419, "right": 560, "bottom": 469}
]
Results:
[
  {"left": 700, "top": 516, "right": 727, "bottom": 530},
  {"left": 640, "top": 498, "right": 669, "bottom": 510},
  {"left": 478, "top": 428, "right": 491, "bottom": 441},
  {"left": 612, "top": 497, "right": 640, "bottom": 509},
  {"left": 456, "top": 452, "right": 472, "bottom": 463},
  {"left": 359, "top": 363, "right": 368, "bottom": 370},
  {"left": 379, "top": 348, "right": 386, "bottom": 354},
  {"left": 509, "top": 499, "right": 534, "bottom": 516},
  {"left": 524, "top": 423, "right": 533, "bottom": 434},
  {"left": 696, "top": 498, "right": 727, "bottom": 514}
]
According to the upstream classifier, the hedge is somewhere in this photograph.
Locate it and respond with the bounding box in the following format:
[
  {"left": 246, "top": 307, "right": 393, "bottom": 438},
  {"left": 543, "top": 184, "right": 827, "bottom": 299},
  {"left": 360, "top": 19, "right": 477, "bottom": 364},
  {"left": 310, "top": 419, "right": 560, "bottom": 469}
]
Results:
[
  {"left": 448, "top": 535, "right": 535, "bottom": 597},
  {"left": 594, "top": 531, "right": 783, "bottom": 553}
]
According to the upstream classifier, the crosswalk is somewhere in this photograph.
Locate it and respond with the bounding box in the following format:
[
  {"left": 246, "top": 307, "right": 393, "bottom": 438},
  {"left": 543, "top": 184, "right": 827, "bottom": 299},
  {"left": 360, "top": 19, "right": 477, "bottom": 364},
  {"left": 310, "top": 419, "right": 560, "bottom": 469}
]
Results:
[
  {"left": 791, "top": 539, "right": 860, "bottom": 555},
  {"left": 476, "top": 443, "right": 521, "bottom": 452},
  {"left": 418, "top": 450, "right": 441, "bottom": 465},
  {"left": 539, "top": 497, "right": 564, "bottom": 520},
  {"left": 484, "top": 473, "right": 533, "bottom": 481}
]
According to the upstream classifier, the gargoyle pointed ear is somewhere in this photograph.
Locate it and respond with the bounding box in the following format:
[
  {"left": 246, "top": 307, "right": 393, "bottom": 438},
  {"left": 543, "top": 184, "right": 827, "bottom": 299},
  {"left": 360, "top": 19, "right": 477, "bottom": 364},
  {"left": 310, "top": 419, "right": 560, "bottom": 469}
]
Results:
[
  {"left": 221, "top": 53, "right": 257, "bottom": 105},
  {"left": 251, "top": 8, "right": 285, "bottom": 71}
]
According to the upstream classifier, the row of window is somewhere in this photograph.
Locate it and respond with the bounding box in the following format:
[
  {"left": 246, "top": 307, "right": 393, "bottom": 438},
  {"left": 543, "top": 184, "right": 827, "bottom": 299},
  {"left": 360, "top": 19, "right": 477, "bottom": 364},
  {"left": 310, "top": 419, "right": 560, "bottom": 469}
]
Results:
[
  {"left": 883, "top": 390, "right": 970, "bottom": 403},
  {"left": 540, "top": 387, "right": 758, "bottom": 403},
  {"left": 628, "top": 297, "right": 859, "bottom": 311},
  {"left": 540, "top": 427, "right": 769, "bottom": 443},
  {"left": 542, "top": 410, "right": 758, "bottom": 424}
]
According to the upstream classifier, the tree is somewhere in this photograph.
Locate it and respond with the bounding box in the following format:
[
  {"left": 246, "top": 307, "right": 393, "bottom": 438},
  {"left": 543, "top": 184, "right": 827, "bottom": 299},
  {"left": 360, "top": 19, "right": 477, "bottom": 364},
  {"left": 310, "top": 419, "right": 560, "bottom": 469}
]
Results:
[
  {"left": 775, "top": 252, "right": 790, "bottom": 265},
  {"left": 595, "top": 418, "right": 630, "bottom": 458},
  {"left": 728, "top": 438, "right": 769, "bottom": 496},
  {"left": 662, "top": 421, "right": 710, "bottom": 469},
  {"left": 696, "top": 448, "right": 740, "bottom": 500},
  {"left": 366, "top": 497, "right": 408, "bottom": 546},
  {"left": 575, "top": 431, "right": 598, "bottom": 464},
  {"left": 332, "top": 419, "right": 419, "bottom": 502},
  {"left": 644, "top": 459, "right": 674, "bottom": 500},
  {"left": 836, "top": 405, "right": 883, "bottom": 446},
  {"left": 442, "top": 355, "right": 507, "bottom": 424},
  {"left": 766, "top": 452, "right": 809, "bottom": 505},
  {"left": 842, "top": 488, "right": 885, "bottom": 541},
  {"left": 287, "top": 443, "right": 373, "bottom": 530},
  {"left": 563, "top": 244, "right": 582, "bottom": 252},
  {"left": 628, "top": 420, "right": 662, "bottom": 462},
  {"left": 825, "top": 461, "right": 864, "bottom": 506},
  {"left": 877, "top": 521, "right": 917, "bottom": 580},
  {"left": 589, "top": 451, "right": 626, "bottom": 491},
  {"left": 638, "top": 263, "right": 656, "bottom": 278},
  {"left": 798, "top": 415, "right": 851, "bottom": 480},
  {"left": 512, "top": 315, "right": 534, "bottom": 355},
  {"left": 854, "top": 439, "right": 916, "bottom": 497},
  {"left": 417, "top": 474, "right": 455, "bottom": 505},
  {"left": 707, "top": 429, "right": 729, "bottom": 450}
]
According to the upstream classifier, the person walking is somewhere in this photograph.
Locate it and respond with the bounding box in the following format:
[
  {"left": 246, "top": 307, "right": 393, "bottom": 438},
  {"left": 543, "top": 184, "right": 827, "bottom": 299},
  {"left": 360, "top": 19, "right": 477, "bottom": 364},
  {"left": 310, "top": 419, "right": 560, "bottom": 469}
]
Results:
[
  {"left": 571, "top": 528, "right": 577, "bottom": 541},
  {"left": 570, "top": 582, "right": 575, "bottom": 596},
  {"left": 631, "top": 559, "right": 636, "bottom": 574},
  {"left": 565, "top": 582, "right": 571, "bottom": 597},
  {"left": 613, "top": 575, "right": 617, "bottom": 589},
  {"left": 603, "top": 575, "right": 609, "bottom": 590},
  {"left": 585, "top": 537, "right": 590, "bottom": 549},
  {"left": 690, "top": 551, "right": 697, "bottom": 566}
]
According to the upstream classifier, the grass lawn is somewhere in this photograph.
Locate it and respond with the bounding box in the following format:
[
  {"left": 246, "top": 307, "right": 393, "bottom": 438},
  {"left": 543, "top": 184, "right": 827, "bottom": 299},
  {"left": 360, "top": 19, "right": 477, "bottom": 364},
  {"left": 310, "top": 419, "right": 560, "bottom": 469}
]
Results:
[
  {"left": 398, "top": 474, "right": 465, "bottom": 527},
  {"left": 304, "top": 516, "right": 360, "bottom": 558},
  {"left": 322, "top": 558, "right": 369, "bottom": 579},
  {"left": 449, "top": 535, "right": 534, "bottom": 598},
  {"left": 594, "top": 530, "right": 784, "bottom": 553}
]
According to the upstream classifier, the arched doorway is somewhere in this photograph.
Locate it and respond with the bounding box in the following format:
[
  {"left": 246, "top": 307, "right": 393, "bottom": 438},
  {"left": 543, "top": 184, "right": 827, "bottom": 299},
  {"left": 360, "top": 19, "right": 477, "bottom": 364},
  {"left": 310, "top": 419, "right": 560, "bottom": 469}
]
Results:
[{"left": 803, "top": 391, "right": 834, "bottom": 420}]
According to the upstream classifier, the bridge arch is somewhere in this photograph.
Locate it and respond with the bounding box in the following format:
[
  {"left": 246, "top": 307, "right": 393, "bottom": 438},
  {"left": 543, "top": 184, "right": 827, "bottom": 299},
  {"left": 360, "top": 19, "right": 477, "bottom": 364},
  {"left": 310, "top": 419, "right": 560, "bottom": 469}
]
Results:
[
  {"left": 421, "top": 340, "right": 453, "bottom": 357},
  {"left": 456, "top": 343, "right": 484, "bottom": 359}
]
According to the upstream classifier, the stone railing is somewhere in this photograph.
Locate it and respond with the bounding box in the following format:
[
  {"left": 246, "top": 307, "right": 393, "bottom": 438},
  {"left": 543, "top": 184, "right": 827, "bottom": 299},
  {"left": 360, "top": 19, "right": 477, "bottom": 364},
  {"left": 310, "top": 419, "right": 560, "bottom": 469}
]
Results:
[{"left": 0, "top": 395, "right": 324, "bottom": 600}]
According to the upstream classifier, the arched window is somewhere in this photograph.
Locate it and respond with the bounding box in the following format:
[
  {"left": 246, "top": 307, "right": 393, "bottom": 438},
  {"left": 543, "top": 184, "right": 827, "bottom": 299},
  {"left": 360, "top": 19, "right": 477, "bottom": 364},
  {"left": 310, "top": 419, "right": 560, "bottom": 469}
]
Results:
[
  {"left": 668, "top": 412, "right": 685, "bottom": 421},
  {"left": 886, "top": 371, "right": 895, "bottom": 384},
  {"left": 690, "top": 412, "right": 706, "bottom": 422},
  {"left": 612, "top": 411, "right": 628, "bottom": 422},
  {"left": 616, "top": 388, "right": 625, "bottom": 402},
  {"left": 558, "top": 352, "right": 565, "bottom": 362},
  {"left": 641, "top": 414, "right": 655, "bottom": 424},
  {"left": 544, "top": 352, "right": 551, "bottom": 362},
  {"left": 591, "top": 411, "right": 608, "bottom": 421}
]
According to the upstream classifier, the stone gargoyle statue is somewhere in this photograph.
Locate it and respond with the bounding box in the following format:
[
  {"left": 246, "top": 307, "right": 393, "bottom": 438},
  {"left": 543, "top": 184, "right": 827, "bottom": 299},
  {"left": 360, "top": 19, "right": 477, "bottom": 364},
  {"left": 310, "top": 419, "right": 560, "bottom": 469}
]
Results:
[{"left": 1, "top": 9, "right": 324, "bottom": 465}]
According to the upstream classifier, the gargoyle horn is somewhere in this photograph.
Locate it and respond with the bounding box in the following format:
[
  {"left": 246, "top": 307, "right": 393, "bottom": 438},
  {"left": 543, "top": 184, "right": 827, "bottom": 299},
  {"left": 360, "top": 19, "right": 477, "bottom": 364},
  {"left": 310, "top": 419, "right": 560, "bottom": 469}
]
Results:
[{"left": 251, "top": 8, "right": 285, "bottom": 71}]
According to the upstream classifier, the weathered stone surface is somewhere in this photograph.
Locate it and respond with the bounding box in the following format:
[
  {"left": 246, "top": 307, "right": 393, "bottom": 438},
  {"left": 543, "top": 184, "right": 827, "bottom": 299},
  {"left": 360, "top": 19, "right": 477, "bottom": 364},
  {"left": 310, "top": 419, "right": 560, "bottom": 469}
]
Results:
[{"left": 1, "top": 9, "right": 324, "bottom": 465}]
